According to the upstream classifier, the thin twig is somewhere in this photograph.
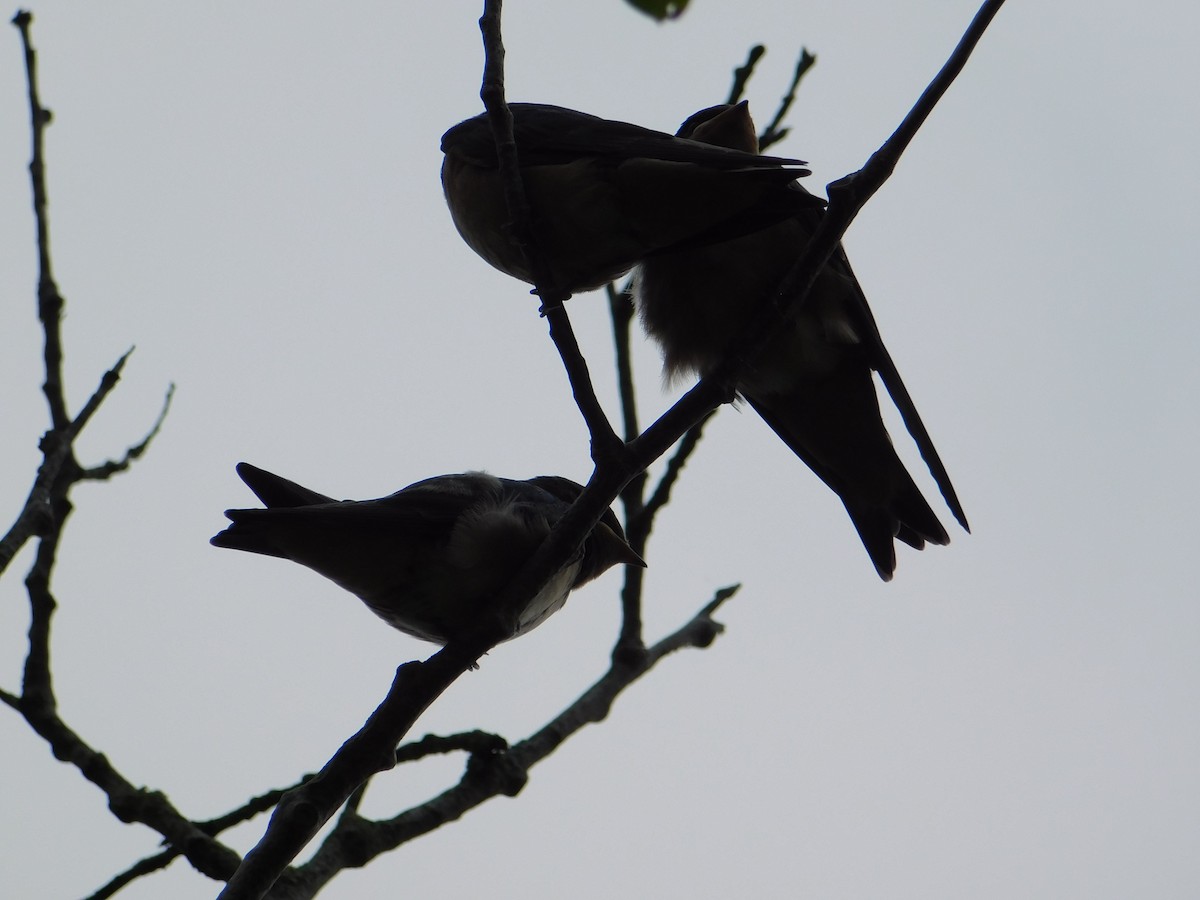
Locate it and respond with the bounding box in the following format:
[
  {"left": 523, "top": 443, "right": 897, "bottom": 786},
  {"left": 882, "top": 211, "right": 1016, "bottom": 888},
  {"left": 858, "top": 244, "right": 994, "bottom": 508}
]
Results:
[
  {"left": 341, "top": 783, "right": 369, "bottom": 819},
  {"left": 637, "top": 411, "right": 715, "bottom": 538},
  {"left": 197, "top": 779, "right": 316, "bottom": 836},
  {"left": 287, "top": 585, "right": 738, "bottom": 896},
  {"left": 726, "top": 44, "right": 766, "bottom": 104},
  {"left": 79, "top": 383, "right": 174, "bottom": 481},
  {"left": 607, "top": 281, "right": 641, "bottom": 444},
  {"left": 606, "top": 278, "right": 651, "bottom": 656},
  {"left": 86, "top": 773, "right": 324, "bottom": 899},
  {"left": 12, "top": 10, "right": 67, "bottom": 430},
  {"left": 81, "top": 849, "right": 180, "bottom": 900},
  {"left": 395, "top": 730, "right": 508, "bottom": 764},
  {"left": 0, "top": 349, "right": 130, "bottom": 577},
  {"left": 774, "top": 0, "right": 1006, "bottom": 311},
  {"left": 759, "top": 48, "right": 817, "bottom": 151}
]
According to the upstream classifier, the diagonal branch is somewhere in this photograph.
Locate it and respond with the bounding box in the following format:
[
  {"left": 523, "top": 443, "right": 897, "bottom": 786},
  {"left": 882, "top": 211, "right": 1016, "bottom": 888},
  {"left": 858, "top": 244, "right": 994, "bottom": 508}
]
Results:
[
  {"left": 758, "top": 47, "right": 817, "bottom": 152},
  {"left": 82, "top": 848, "right": 181, "bottom": 900},
  {"left": 727, "top": 44, "right": 766, "bottom": 105},
  {"left": 216, "top": 641, "right": 486, "bottom": 900},
  {"left": 282, "top": 585, "right": 738, "bottom": 898},
  {"left": 637, "top": 411, "right": 716, "bottom": 539},
  {"left": 772, "top": 0, "right": 1007, "bottom": 314}
]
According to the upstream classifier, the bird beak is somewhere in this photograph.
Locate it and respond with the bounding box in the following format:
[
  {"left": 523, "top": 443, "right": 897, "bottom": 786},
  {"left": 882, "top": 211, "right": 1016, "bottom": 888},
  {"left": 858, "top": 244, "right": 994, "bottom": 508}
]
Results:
[
  {"left": 598, "top": 522, "right": 647, "bottom": 569},
  {"left": 682, "top": 100, "right": 760, "bottom": 152}
]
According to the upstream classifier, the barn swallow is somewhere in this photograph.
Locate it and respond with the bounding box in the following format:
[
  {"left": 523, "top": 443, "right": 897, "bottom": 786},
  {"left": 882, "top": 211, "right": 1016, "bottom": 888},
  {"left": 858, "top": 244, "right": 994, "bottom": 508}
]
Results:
[
  {"left": 440, "top": 101, "right": 824, "bottom": 294},
  {"left": 211, "top": 463, "right": 643, "bottom": 644},
  {"left": 634, "top": 103, "right": 968, "bottom": 580}
]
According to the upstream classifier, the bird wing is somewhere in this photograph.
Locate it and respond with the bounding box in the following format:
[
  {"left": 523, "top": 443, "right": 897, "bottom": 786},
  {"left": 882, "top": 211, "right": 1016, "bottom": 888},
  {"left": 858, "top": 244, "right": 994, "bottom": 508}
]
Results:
[
  {"left": 441, "top": 103, "right": 809, "bottom": 172},
  {"left": 743, "top": 361, "right": 950, "bottom": 559},
  {"left": 211, "top": 472, "right": 501, "bottom": 561},
  {"left": 819, "top": 240, "right": 971, "bottom": 533}
]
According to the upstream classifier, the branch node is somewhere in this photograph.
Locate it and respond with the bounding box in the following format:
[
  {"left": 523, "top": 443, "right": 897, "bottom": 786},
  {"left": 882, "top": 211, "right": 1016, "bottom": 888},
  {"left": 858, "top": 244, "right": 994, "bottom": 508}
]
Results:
[
  {"left": 465, "top": 746, "right": 528, "bottom": 798},
  {"left": 611, "top": 639, "right": 649, "bottom": 672}
]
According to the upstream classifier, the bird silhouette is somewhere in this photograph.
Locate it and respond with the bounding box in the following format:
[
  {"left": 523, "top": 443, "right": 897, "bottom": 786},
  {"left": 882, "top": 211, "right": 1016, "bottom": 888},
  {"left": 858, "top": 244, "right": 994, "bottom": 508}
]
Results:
[
  {"left": 440, "top": 102, "right": 823, "bottom": 294},
  {"left": 635, "top": 103, "right": 968, "bottom": 579},
  {"left": 212, "top": 463, "right": 643, "bottom": 643}
]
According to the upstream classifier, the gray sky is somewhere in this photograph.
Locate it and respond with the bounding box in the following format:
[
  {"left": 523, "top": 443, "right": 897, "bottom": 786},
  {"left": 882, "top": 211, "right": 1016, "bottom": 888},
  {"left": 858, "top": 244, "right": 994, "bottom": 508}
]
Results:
[{"left": 1, "top": 1, "right": 1197, "bottom": 897}]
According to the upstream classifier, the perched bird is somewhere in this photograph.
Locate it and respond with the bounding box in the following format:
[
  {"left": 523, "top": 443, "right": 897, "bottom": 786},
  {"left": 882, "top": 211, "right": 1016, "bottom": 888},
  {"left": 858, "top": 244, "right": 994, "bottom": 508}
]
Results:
[
  {"left": 211, "top": 463, "right": 644, "bottom": 644},
  {"left": 635, "top": 103, "right": 968, "bottom": 580},
  {"left": 440, "top": 101, "right": 824, "bottom": 294}
]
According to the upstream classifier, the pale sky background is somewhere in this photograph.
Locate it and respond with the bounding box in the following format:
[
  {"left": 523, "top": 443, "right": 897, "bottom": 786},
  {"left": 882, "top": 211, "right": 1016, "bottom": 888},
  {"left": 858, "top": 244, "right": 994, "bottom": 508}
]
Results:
[{"left": 1, "top": 1, "right": 1197, "bottom": 898}]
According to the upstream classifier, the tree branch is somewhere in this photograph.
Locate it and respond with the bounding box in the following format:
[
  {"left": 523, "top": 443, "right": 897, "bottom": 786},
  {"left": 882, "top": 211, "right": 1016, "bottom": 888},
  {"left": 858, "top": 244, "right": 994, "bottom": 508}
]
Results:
[
  {"left": 216, "top": 641, "right": 487, "bottom": 899},
  {"left": 5, "top": 13, "right": 216, "bottom": 894},
  {"left": 394, "top": 730, "right": 509, "bottom": 764},
  {"left": 772, "top": 0, "right": 1007, "bottom": 314},
  {"left": 82, "top": 849, "right": 181, "bottom": 900},
  {"left": 758, "top": 47, "right": 817, "bottom": 152},
  {"left": 78, "top": 382, "right": 174, "bottom": 481},
  {"left": 12, "top": 10, "right": 67, "bottom": 430},
  {"left": 279, "top": 586, "right": 738, "bottom": 898},
  {"left": 636, "top": 411, "right": 715, "bottom": 540},
  {"left": 726, "top": 44, "right": 766, "bottom": 105}
]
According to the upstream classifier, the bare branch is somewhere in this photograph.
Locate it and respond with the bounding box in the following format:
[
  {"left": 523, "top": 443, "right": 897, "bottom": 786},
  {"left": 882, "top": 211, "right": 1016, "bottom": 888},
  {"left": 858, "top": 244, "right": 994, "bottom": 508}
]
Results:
[
  {"left": 82, "top": 850, "right": 180, "bottom": 900},
  {"left": 395, "top": 730, "right": 508, "bottom": 764},
  {"left": 5, "top": 14, "right": 225, "bottom": 890},
  {"left": 19, "top": 512, "right": 240, "bottom": 882},
  {"left": 0, "top": 349, "right": 130, "bottom": 576},
  {"left": 607, "top": 281, "right": 642, "bottom": 444},
  {"left": 86, "top": 772, "right": 329, "bottom": 899},
  {"left": 216, "top": 643, "right": 486, "bottom": 900},
  {"left": 12, "top": 10, "right": 68, "bottom": 430},
  {"left": 759, "top": 47, "right": 817, "bottom": 152},
  {"left": 197, "top": 780, "right": 316, "bottom": 836},
  {"left": 726, "top": 44, "right": 766, "bottom": 104},
  {"left": 637, "top": 411, "right": 716, "bottom": 539},
  {"left": 340, "top": 784, "right": 368, "bottom": 821},
  {"left": 613, "top": 409, "right": 715, "bottom": 657},
  {"left": 775, "top": 0, "right": 1006, "bottom": 316},
  {"left": 284, "top": 586, "right": 738, "bottom": 896},
  {"left": 79, "top": 383, "right": 175, "bottom": 481},
  {"left": 605, "top": 279, "right": 653, "bottom": 655}
]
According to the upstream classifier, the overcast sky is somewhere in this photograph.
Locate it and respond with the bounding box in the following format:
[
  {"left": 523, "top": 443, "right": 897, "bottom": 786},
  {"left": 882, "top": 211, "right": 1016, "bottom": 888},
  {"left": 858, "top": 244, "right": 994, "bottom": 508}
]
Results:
[{"left": 2, "top": 1, "right": 1197, "bottom": 898}]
